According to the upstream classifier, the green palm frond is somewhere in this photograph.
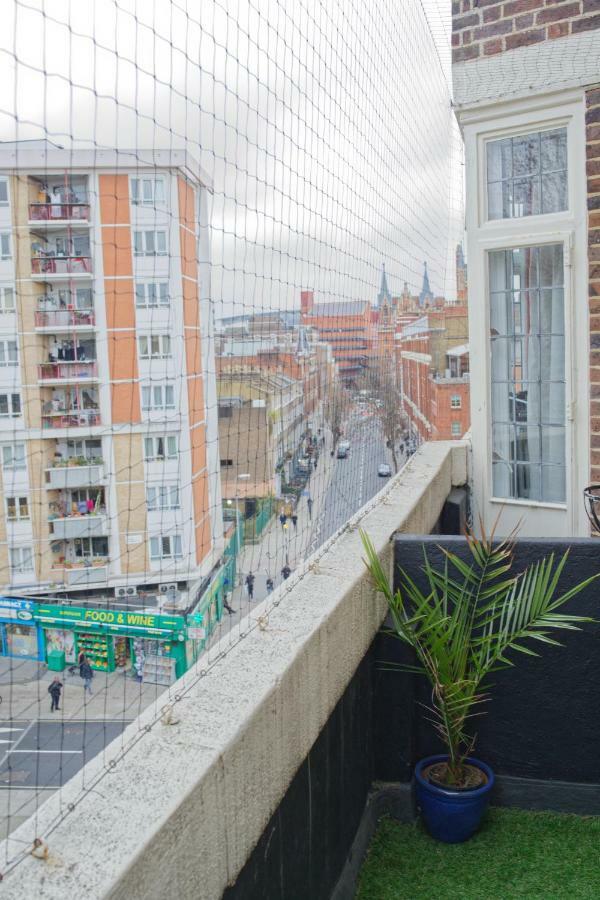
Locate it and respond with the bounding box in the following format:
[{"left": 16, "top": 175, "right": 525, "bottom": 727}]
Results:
[{"left": 360, "top": 524, "right": 598, "bottom": 784}]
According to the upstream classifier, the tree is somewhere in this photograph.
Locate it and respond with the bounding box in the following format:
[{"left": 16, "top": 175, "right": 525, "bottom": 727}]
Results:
[
  {"left": 364, "top": 362, "right": 407, "bottom": 473},
  {"left": 323, "top": 379, "right": 346, "bottom": 445}
]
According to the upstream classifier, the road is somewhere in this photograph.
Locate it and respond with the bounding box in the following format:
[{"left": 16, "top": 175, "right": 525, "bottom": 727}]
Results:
[{"left": 308, "top": 412, "right": 397, "bottom": 551}]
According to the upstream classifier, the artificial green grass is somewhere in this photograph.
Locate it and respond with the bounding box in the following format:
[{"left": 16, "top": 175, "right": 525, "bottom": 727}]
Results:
[{"left": 355, "top": 807, "right": 600, "bottom": 900}]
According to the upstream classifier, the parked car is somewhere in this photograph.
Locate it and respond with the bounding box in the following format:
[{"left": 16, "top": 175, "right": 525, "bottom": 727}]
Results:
[
  {"left": 337, "top": 447, "right": 348, "bottom": 459},
  {"left": 377, "top": 463, "right": 391, "bottom": 477}
]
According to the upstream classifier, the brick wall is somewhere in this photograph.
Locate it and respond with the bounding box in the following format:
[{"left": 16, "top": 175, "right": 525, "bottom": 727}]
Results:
[
  {"left": 587, "top": 85, "right": 600, "bottom": 480},
  {"left": 452, "top": 1, "right": 600, "bottom": 64}
]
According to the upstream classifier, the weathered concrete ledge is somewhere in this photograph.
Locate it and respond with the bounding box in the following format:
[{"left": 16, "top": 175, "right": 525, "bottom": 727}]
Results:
[{"left": 0, "top": 441, "right": 468, "bottom": 900}]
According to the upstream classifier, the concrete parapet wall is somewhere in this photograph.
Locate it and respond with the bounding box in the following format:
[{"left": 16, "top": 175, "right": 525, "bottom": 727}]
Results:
[{"left": 0, "top": 441, "right": 468, "bottom": 900}]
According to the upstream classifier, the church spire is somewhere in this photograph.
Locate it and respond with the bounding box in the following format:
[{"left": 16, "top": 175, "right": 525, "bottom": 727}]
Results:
[
  {"left": 377, "top": 262, "right": 391, "bottom": 308},
  {"left": 419, "top": 261, "right": 433, "bottom": 307}
]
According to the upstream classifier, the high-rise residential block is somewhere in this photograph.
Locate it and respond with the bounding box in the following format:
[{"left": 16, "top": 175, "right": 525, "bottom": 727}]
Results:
[{"left": 0, "top": 143, "right": 223, "bottom": 608}]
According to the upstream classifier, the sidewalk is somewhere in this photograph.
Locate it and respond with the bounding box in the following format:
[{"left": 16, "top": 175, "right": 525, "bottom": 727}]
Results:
[
  {"left": 227, "top": 426, "right": 336, "bottom": 615},
  {"left": 0, "top": 663, "right": 170, "bottom": 722}
]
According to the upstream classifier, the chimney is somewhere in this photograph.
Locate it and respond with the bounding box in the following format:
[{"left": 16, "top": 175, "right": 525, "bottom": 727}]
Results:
[{"left": 301, "top": 290, "right": 314, "bottom": 316}]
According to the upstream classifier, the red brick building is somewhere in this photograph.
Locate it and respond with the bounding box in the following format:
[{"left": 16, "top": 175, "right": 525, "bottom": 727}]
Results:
[{"left": 398, "top": 307, "right": 470, "bottom": 442}]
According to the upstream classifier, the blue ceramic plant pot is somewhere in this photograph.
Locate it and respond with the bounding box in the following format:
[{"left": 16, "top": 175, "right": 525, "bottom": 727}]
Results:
[{"left": 414, "top": 754, "right": 495, "bottom": 843}]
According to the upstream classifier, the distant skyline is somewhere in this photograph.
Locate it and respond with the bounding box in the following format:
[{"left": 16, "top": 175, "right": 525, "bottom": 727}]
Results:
[{"left": 0, "top": 0, "right": 463, "bottom": 316}]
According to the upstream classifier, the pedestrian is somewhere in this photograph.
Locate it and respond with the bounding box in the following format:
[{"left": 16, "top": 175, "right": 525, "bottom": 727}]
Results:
[
  {"left": 266, "top": 577, "right": 274, "bottom": 593},
  {"left": 291, "top": 513, "right": 298, "bottom": 529},
  {"left": 80, "top": 659, "right": 94, "bottom": 695},
  {"left": 48, "top": 676, "right": 63, "bottom": 712},
  {"left": 313, "top": 457, "right": 318, "bottom": 471},
  {"left": 78, "top": 649, "right": 86, "bottom": 672},
  {"left": 223, "top": 593, "right": 236, "bottom": 615},
  {"left": 307, "top": 497, "right": 313, "bottom": 519},
  {"left": 279, "top": 512, "right": 287, "bottom": 528},
  {"left": 281, "top": 564, "right": 291, "bottom": 580},
  {"left": 245, "top": 572, "right": 255, "bottom": 599}
]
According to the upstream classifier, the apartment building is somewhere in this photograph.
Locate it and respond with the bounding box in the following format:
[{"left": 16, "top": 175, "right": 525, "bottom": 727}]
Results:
[
  {"left": 452, "top": 1, "right": 600, "bottom": 536},
  {"left": 0, "top": 142, "right": 223, "bottom": 608},
  {"left": 217, "top": 372, "right": 304, "bottom": 504}
]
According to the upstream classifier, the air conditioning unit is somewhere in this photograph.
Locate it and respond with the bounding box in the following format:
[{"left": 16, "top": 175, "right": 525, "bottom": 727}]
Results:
[
  {"left": 159, "top": 583, "right": 178, "bottom": 594},
  {"left": 114, "top": 585, "right": 138, "bottom": 599}
]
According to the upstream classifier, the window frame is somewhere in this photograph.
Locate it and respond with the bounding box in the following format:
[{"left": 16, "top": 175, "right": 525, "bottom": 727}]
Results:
[
  {"left": 130, "top": 176, "right": 166, "bottom": 206},
  {"left": 141, "top": 383, "right": 176, "bottom": 411},
  {"left": 133, "top": 230, "right": 168, "bottom": 257},
  {"left": 149, "top": 533, "right": 183, "bottom": 560},
  {"left": 0, "top": 392, "right": 21, "bottom": 418},
  {"left": 485, "top": 126, "right": 569, "bottom": 222},
  {"left": 146, "top": 484, "right": 180, "bottom": 511},
  {"left": 6, "top": 496, "right": 30, "bottom": 521},
  {"left": 0, "top": 286, "right": 15, "bottom": 313},
  {"left": 464, "top": 90, "right": 587, "bottom": 535},
  {"left": 0, "top": 234, "right": 11, "bottom": 260},
  {"left": 0, "top": 178, "right": 9, "bottom": 207},
  {"left": 143, "top": 434, "right": 178, "bottom": 461},
  {"left": 138, "top": 333, "right": 172, "bottom": 360},
  {"left": 450, "top": 395, "right": 462, "bottom": 409},
  {"left": 0, "top": 339, "right": 18, "bottom": 366},
  {"left": 1, "top": 443, "right": 26, "bottom": 470},
  {"left": 9, "top": 546, "right": 34, "bottom": 574},
  {"left": 135, "top": 281, "right": 170, "bottom": 308}
]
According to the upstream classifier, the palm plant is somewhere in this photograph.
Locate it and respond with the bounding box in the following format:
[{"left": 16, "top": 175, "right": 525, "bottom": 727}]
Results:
[{"left": 361, "top": 524, "right": 598, "bottom": 788}]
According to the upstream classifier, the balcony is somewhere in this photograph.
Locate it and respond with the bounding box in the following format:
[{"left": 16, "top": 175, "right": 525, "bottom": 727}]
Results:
[
  {"left": 31, "top": 256, "right": 92, "bottom": 277},
  {"left": 50, "top": 562, "right": 108, "bottom": 586},
  {"left": 50, "top": 513, "right": 107, "bottom": 539},
  {"left": 45, "top": 461, "right": 104, "bottom": 489},
  {"left": 41, "top": 408, "right": 101, "bottom": 430},
  {"left": 28, "top": 202, "right": 90, "bottom": 223},
  {"left": 38, "top": 361, "right": 98, "bottom": 384},
  {"left": 34, "top": 308, "right": 95, "bottom": 331},
  {"left": 4, "top": 440, "right": 599, "bottom": 898}
]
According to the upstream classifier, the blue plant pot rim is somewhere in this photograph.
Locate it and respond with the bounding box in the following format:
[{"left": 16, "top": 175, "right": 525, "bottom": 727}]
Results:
[{"left": 415, "top": 754, "right": 495, "bottom": 799}]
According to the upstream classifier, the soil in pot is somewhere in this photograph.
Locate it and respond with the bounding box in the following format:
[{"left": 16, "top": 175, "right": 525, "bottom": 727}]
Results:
[{"left": 423, "top": 761, "right": 487, "bottom": 792}]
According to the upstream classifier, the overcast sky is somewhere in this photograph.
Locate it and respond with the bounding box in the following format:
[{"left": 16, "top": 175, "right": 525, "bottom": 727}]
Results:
[{"left": 0, "top": 0, "right": 463, "bottom": 316}]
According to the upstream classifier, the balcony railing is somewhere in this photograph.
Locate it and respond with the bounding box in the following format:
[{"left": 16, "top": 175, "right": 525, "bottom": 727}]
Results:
[
  {"left": 34, "top": 309, "right": 95, "bottom": 329},
  {"left": 41, "top": 408, "right": 101, "bottom": 429},
  {"left": 38, "top": 361, "right": 98, "bottom": 382},
  {"left": 29, "top": 202, "right": 89, "bottom": 221},
  {"left": 50, "top": 562, "right": 108, "bottom": 585},
  {"left": 31, "top": 256, "right": 92, "bottom": 276},
  {"left": 50, "top": 512, "right": 107, "bottom": 539},
  {"left": 45, "top": 461, "right": 104, "bottom": 489}
]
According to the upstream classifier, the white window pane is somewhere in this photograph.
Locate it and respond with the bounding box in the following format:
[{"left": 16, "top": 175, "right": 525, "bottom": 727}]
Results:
[
  {"left": 141, "top": 387, "right": 151, "bottom": 408},
  {"left": 156, "top": 232, "right": 167, "bottom": 254},
  {"left": 135, "top": 284, "right": 145, "bottom": 305},
  {"left": 165, "top": 385, "right": 174, "bottom": 407},
  {"left": 145, "top": 232, "right": 155, "bottom": 254},
  {"left": 154, "top": 180, "right": 165, "bottom": 203},
  {"left": 487, "top": 128, "right": 567, "bottom": 221},
  {"left": 173, "top": 535, "right": 182, "bottom": 557},
  {"left": 159, "top": 283, "right": 169, "bottom": 302},
  {"left": 142, "top": 179, "right": 153, "bottom": 202},
  {"left": 134, "top": 232, "right": 143, "bottom": 254},
  {"left": 163, "top": 336, "right": 171, "bottom": 356},
  {"left": 144, "top": 437, "right": 153, "bottom": 458},
  {"left": 131, "top": 179, "right": 140, "bottom": 202},
  {"left": 150, "top": 537, "right": 159, "bottom": 558},
  {"left": 167, "top": 436, "right": 176, "bottom": 456},
  {"left": 0, "top": 181, "right": 8, "bottom": 204}
]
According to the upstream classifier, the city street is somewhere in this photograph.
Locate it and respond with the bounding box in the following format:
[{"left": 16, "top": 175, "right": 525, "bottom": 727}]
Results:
[{"left": 308, "top": 413, "right": 398, "bottom": 552}]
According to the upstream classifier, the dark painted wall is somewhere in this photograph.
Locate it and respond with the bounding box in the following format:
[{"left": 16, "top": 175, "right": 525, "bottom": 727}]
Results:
[
  {"left": 378, "top": 536, "right": 600, "bottom": 784},
  {"left": 223, "top": 650, "right": 374, "bottom": 900}
]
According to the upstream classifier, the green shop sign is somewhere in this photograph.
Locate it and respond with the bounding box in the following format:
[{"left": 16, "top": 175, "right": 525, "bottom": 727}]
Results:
[{"left": 35, "top": 604, "right": 186, "bottom": 638}]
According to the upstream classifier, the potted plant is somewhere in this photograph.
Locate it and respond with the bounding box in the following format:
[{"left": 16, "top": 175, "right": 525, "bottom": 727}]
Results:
[{"left": 361, "top": 525, "right": 598, "bottom": 844}]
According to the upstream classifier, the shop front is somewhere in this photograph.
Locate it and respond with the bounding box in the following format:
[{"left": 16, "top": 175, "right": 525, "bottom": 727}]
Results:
[
  {"left": 0, "top": 598, "right": 43, "bottom": 660},
  {"left": 187, "top": 576, "right": 224, "bottom": 665},
  {"left": 34, "top": 604, "right": 188, "bottom": 683}
]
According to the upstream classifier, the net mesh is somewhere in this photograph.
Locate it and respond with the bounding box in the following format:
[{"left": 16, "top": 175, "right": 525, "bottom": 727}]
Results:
[{"left": 0, "top": 0, "right": 463, "bottom": 872}]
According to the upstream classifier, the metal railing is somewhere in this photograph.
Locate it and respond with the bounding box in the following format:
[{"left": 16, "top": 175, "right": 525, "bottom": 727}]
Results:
[
  {"left": 38, "top": 361, "right": 98, "bottom": 381},
  {"left": 35, "top": 308, "right": 95, "bottom": 328},
  {"left": 31, "top": 256, "right": 92, "bottom": 275},
  {"left": 29, "top": 202, "right": 89, "bottom": 221}
]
